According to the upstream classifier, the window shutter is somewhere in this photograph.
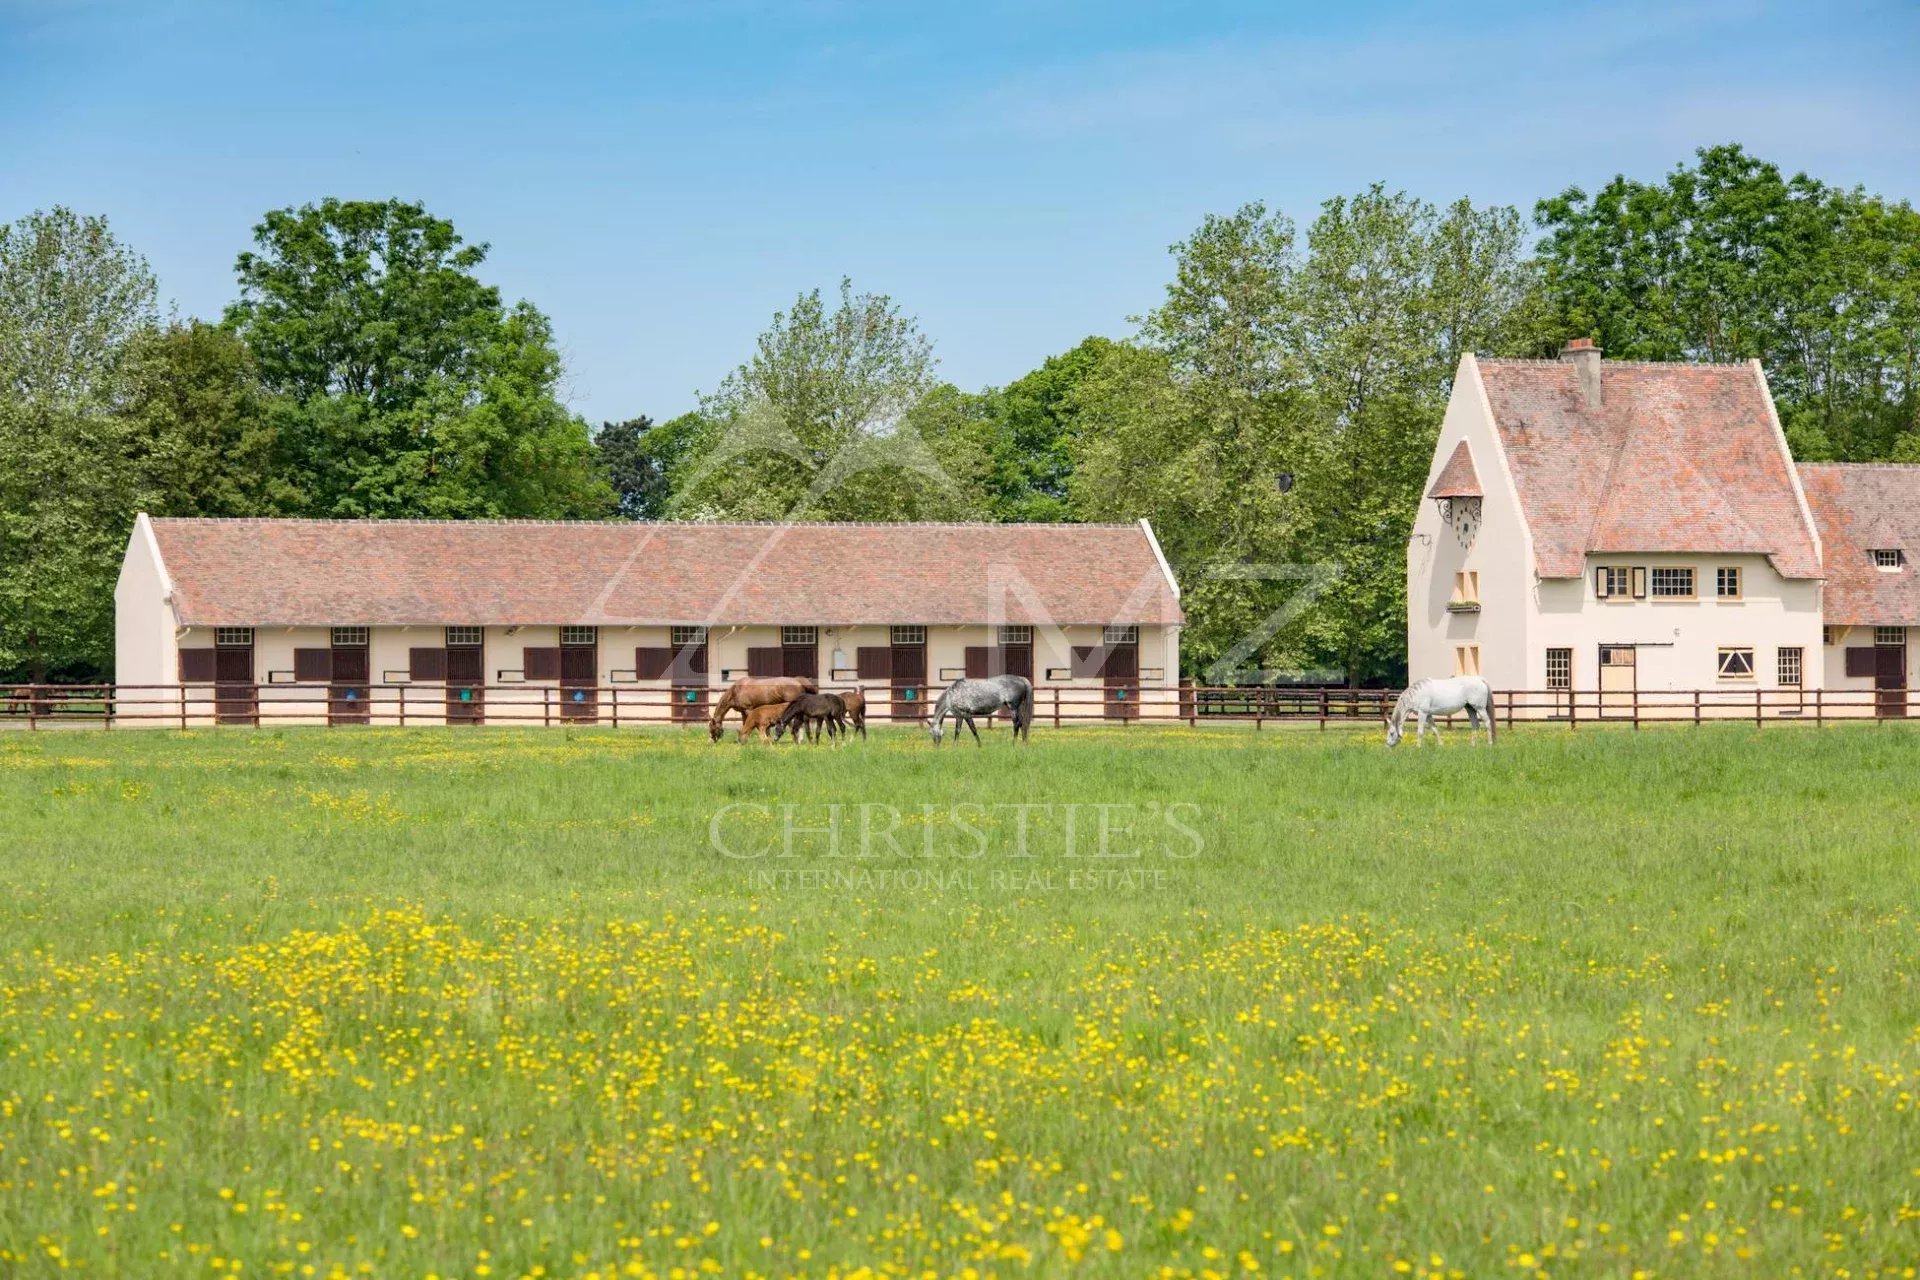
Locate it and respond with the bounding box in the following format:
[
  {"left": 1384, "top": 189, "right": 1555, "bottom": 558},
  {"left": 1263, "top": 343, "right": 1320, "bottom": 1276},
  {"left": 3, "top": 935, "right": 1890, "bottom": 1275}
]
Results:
[
  {"left": 1845, "top": 646, "right": 1877, "bottom": 679},
  {"left": 1631, "top": 567, "right": 1648, "bottom": 599},
  {"left": 178, "top": 649, "right": 216, "bottom": 683},
  {"left": 855, "top": 646, "right": 892, "bottom": 680},
  {"left": 409, "top": 647, "right": 448, "bottom": 681},
  {"left": 1071, "top": 646, "right": 1106, "bottom": 679},
  {"left": 635, "top": 647, "right": 673, "bottom": 680},
  {"left": 523, "top": 647, "right": 561, "bottom": 680},
  {"left": 1594, "top": 567, "right": 1609, "bottom": 599},
  {"left": 293, "top": 648, "right": 332, "bottom": 682},
  {"left": 746, "top": 646, "right": 783, "bottom": 678}
]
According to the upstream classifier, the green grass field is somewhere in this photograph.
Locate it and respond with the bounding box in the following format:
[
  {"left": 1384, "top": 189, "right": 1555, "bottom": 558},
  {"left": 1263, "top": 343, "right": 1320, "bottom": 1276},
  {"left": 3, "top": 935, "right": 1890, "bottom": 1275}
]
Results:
[{"left": 1, "top": 723, "right": 1916, "bottom": 1278}]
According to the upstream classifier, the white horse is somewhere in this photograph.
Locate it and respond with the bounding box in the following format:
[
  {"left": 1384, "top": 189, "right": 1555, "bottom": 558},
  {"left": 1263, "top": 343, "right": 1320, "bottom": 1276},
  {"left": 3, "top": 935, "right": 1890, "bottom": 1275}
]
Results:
[{"left": 1385, "top": 676, "right": 1496, "bottom": 746}]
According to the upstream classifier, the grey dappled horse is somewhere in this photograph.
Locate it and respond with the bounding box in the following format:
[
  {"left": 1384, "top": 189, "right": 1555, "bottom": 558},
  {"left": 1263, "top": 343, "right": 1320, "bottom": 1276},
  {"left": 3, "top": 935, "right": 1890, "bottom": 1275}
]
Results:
[{"left": 930, "top": 675, "right": 1033, "bottom": 746}]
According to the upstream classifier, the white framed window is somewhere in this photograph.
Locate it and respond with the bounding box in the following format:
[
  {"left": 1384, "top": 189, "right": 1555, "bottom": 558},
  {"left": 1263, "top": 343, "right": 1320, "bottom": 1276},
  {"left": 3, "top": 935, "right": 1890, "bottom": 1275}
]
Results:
[
  {"left": 1717, "top": 647, "right": 1755, "bottom": 680},
  {"left": 1595, "top": 566, "right": 1630, "bottom": 599},
  {"left": 1545, "top": 647, "right": 1572, "bottom": 690},
  {"left": 1454, "top": 645, "right": 1481, "bottom": 676},
  {"left": 1103, "top": 624, "right": 1139, "bottom": 645},
  {"left": 330, "top": 626, "right": 369, "bottom": 647},
  {"left": 215, "top": 627, "right": 253, "bottom": 647},
  {"left": 670, "top": 626, "right": 707, "bottom": 646},
  {"left": 446, "top": 626, "right": 482, "bottom": 647},
  {"left": 1651, "top": 568, "right": 1696, "bottom": 598},
  {"left": 560, "top": 626, "right": 598, "bottom": 646},
  {"left": 1871, "top": 549, "right": 1905, "bottom": 571},
  {"left": 997, "top": 625, "right": 1032, "bottom": 645},
  {"left": 780, "top": 626, "right": 817, "bottom": 646},
  {"left": 890, "top": 625, "right": 926, "bottom": 645},
  {"left": 1875, "top": 626, "right": 1906, "bottom": 646},
  {"left": 1715, "top": 567, "right": 1742, "bottom": 599},
  {"left": 1777, "top": 647, "right": 1803, "bottom": 687}
]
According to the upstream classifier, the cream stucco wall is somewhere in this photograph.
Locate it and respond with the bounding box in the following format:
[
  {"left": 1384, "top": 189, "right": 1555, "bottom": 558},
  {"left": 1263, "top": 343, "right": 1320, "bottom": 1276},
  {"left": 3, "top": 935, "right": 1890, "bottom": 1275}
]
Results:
[{"left": 1406, "top": 356, "right": 1536, "bottom": 690}]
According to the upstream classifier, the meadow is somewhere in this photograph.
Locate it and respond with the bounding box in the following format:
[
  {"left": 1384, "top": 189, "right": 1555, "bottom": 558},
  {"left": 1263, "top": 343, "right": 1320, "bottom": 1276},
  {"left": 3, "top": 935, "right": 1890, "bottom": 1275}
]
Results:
[{"left": 0, "top": 722, "right": 1916, "bottom": 1278}]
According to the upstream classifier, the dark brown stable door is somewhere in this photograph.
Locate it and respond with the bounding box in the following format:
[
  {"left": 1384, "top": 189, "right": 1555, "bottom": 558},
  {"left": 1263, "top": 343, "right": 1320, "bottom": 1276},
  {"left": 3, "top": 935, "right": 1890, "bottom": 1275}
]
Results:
[
  {"left": 891, "top": 644, "right": 927, "bottom": 722},
  {"left": 214, "top": 645, "right": 256, "bottom": 725},
  {"left": 1876, "top": 643, "right": 1908, "bottom": 718},
  {"left": 1102, "top": 643, "right": 1139, "bottom": 720},
  {"left": 560, "top": 644, "right": 598, "bottom": 722},
  {"left": 329, "top": 644, "right": 371, "bottom": 725},
  {"left": 447, "top": 645, "right": 484, "bottom": 724},
  {"left": 782, "top": 642, "right": 818, "bottom": 680}
]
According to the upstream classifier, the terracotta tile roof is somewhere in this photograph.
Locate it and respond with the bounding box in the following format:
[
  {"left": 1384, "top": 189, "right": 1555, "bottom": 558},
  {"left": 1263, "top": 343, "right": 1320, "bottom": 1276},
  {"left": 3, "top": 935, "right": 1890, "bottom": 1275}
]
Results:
[
  {"left": 1797, "top": 465, "right": 1920, "bottom": 625},
  {"left": 1476, "top": 358, "right": 1821, "bottom": 580},
  {"left": 146, "top": 518, "right": 1185, "bottom": 628},
  {"left": 1427, "top": 441, "right": 1483, "bottom": 499}
]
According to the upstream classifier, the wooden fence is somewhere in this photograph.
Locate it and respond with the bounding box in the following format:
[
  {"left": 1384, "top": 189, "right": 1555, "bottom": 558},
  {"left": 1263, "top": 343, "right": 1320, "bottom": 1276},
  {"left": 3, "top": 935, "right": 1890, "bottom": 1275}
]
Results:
[{"left": 3, "top": 682, "right": 1914, "bottom": 729}]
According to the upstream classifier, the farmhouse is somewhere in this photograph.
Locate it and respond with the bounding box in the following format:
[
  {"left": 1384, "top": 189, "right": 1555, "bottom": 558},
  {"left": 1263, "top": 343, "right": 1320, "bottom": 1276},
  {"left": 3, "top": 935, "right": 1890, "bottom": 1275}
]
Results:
[
  {"left": 1409, "top": 339, "right": 1920, "bottom": 716},
  {"left": 115, "top": 517, "right": 1183, "bottom": 725}
]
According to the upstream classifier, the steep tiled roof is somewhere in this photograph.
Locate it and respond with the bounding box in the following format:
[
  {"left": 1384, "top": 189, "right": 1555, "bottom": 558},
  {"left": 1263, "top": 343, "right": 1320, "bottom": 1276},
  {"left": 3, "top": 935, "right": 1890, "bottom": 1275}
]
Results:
[
  {"left": 1427, "top": 441, "right": 1483, "bottom": 499},
  {"left": 1476, "top": 358, "right": 1821, "bottom": 580},
  {"left": 1797, "top": 465, "right": 1920, "bottom": 625},
  {"left": 146, "top": 518, "right": 1184, "bottom": 628}
]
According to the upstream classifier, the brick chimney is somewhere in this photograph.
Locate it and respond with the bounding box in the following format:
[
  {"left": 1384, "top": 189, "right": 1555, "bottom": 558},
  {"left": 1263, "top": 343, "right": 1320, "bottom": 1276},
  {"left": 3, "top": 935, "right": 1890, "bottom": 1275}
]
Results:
[{"left": 1561, "top": 337, "right": 1602, "bottom": 410}]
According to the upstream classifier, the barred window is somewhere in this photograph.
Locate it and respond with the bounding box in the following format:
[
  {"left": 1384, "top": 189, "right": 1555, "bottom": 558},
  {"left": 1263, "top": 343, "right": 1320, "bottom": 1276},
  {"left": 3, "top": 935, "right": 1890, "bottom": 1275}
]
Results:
[
  {"left": 1717, "top": 647, "right": 1754, "bottom": 679},
  {"left": 1715, "top": 567, "right": 1742, "bottom": 598},
  {"left": 1103, "top": 625, "right": 1139, "bottom": 645},
  {"left": 1876, "top": 626, "right": 1906, "bottom": 646},
  {"left": 890, "top": 625, "right": 926, "bottom": 645},
  {"left": 1871, "top": 549, "right": 1904, "bottom": 570},
  {"left": 780, "top": 626, "right": 817, "bottom": 646},
  {"left": 330, "top": 626, "right": 369, "bottom": 647},
  {"left": 1777, "top": 647, "right": 1803, "bottom": 687},
  {"left": 560, "top": 626, "right": 598, "bottom": 646},
  {"left": 446, "top": 626, "right": 482, "bottom": 647},
  {"left": 215, "top": 627, "right": 253, "bottom": 647},
  {"left": 1651, "top": 568, "right": 1695, "bottom": 598},
  {"left": 997, "top": 625, "right": 1032, "bottom": 645},
  {"left": 670, "top": 626, "right": 707, "bottom": 646},
  {"left": 1545, "top": 648, "right": 1572, "bottom": 690}
]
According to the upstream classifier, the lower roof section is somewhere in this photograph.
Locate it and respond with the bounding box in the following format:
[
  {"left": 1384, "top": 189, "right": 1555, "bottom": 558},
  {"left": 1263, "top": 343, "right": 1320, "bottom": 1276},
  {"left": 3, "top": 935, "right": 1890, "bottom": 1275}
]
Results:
[{"left": 143, "top": 517, "right": 1186, "bottom": 629}]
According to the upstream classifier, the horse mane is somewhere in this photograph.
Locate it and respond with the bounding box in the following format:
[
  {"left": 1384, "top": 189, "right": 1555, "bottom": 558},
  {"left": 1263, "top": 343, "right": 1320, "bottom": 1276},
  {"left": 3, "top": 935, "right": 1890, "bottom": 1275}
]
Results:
[{"left": 1392, "top": 678, "right": 1434, "bottom": 721}]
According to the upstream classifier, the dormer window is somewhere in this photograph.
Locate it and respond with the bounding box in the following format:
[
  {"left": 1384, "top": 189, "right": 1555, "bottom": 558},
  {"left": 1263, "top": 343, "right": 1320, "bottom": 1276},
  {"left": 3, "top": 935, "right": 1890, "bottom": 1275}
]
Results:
[{"left": 1872, "top": 549, "right": 1905, "bottom": 571}]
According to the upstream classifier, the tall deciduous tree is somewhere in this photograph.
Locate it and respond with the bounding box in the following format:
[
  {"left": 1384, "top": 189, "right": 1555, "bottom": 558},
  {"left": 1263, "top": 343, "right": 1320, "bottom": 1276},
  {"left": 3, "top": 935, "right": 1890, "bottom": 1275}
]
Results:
[
  {"left": 1536, "top": 144, "right": 1919, "bottom": 460},
  {"left": 0, "top": 208, "right": 156, "bottom": 681},
  {"left": 673, "top": 278, "right": 981, "bottom": 519},
  {"left": 224, "top": 198, "right": 609, "bottom": 517},
  {"left": 120, "top": 321, "right": 289, "bottom": 517}
]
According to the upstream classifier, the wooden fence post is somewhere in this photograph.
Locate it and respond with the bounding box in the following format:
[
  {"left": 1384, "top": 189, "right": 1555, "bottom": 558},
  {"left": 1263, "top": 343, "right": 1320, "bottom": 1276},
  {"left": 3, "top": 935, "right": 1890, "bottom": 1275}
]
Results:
[{"left": 1815, "top": 688, "right": 1823, "bottom": 727}]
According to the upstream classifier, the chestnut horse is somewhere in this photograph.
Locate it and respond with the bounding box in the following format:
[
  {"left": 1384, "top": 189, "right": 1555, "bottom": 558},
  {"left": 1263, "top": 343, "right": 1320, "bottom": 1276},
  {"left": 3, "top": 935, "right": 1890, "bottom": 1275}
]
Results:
[
  {"left": 736, "top": 700, "right": 790, "bottom": 742},
  {"left": 709, "top": 675, "right": 817, "bottom": 741},
  {"left": 834, "top": 688, "right": 867, "bottom": 740}
]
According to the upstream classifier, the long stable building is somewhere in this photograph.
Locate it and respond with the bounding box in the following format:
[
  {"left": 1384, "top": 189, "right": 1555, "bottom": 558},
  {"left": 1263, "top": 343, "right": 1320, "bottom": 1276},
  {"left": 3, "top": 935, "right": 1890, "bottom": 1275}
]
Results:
[{"left": 115, "top": 517, "right": 1184, "bottom": 726}]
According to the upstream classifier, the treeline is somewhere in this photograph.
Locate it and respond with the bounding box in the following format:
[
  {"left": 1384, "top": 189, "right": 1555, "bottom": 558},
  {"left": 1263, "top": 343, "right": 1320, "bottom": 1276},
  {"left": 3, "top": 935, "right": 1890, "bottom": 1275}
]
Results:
[{"left": 3, "top": 145, "right": 1916, "bottom": 684}]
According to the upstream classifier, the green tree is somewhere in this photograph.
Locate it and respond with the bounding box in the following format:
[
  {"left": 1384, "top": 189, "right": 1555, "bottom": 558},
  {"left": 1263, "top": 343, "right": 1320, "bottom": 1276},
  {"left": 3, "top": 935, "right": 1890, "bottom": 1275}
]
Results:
[
  {"left": 224, "top": 198, "right": 609, "bottom": 517},
  {"left": 673, "top": 279, "right": 981, "bottom": 519},
  {"left": 1536, "top": 144, "right": 1919, "bottom": 459},
  {"left": 120, "top": 321, "right": 289, "bottom": 517},
  {"left": 978, "top": 336, "right": 1114, "bottom": 521},
  {"left": 0, "top": 208, "right": 156, "bottom": 682}
]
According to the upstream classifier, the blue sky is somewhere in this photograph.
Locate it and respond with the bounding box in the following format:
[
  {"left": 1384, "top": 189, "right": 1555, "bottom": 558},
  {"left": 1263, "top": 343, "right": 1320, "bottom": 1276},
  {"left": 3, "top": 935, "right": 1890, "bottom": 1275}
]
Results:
[{"left": 5, "top": 0, "right": 1917, "bottom": 422}]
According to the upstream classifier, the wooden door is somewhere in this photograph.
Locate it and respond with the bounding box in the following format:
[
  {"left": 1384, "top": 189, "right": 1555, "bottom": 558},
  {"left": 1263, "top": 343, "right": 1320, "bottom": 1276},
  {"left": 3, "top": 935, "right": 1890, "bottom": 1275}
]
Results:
[
  {"left": 1598, "top": 645, "right": 1636, "bottom": 718},
  {"left": 329, "top": 644, "right": 371, "bottom": 725},
  {"left": 214, "top": 645, "right": 256, "bottom": 725},
  {"left": 670, "top": 639, "right": 708, "bottom": 722},
  {"left": 782, "top": 642, "right": 818, "bottom": 681},
  {"left": 446, "top": 646, "right": 484, "bottom": 724},
  {"left": 560, "top": 644, "right": 598, "bottom": 722},
  {"left": 1102, "top": 643, "right": 1140, "bottom": 720},
  {"left": 1875, "top": 643, "right": 1907, "bottom": 718},
  {"left": 891, "top": 643, "right": 927, "bottom": 723}
]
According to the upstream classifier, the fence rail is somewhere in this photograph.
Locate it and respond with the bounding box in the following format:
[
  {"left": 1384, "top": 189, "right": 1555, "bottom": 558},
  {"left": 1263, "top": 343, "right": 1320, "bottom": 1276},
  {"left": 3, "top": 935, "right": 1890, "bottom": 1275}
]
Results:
[{"left": 3, "top": 682, "right": 1915, "bottom": 730}]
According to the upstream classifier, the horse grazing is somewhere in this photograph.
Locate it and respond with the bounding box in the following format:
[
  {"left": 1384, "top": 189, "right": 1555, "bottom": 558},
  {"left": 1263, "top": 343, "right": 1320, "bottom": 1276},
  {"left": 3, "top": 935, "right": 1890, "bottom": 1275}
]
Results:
[
  {"left": 710, "top": 675, "right": 817, "bottom": 741},
  {"left": 1385, "top": 676, "right": 1496, "bottom": 746},
  {"left": 771, "top": 693, "right": 848, "bottom": 745},
  {"left": 930, "top": 675, "right": 1032, "bottom": 746},
  {"left": 832, "top": 689, "right": 867, "bottom": 740},
  {"left": 736, "top": 701, "right": 790, "bottom": 742}
]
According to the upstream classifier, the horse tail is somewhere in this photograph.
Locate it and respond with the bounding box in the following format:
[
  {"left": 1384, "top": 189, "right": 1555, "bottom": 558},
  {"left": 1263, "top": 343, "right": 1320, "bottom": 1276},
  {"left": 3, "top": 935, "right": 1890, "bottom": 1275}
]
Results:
[{"left": 1482, "top": 680, "right": 1497, "bottom": 743}]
